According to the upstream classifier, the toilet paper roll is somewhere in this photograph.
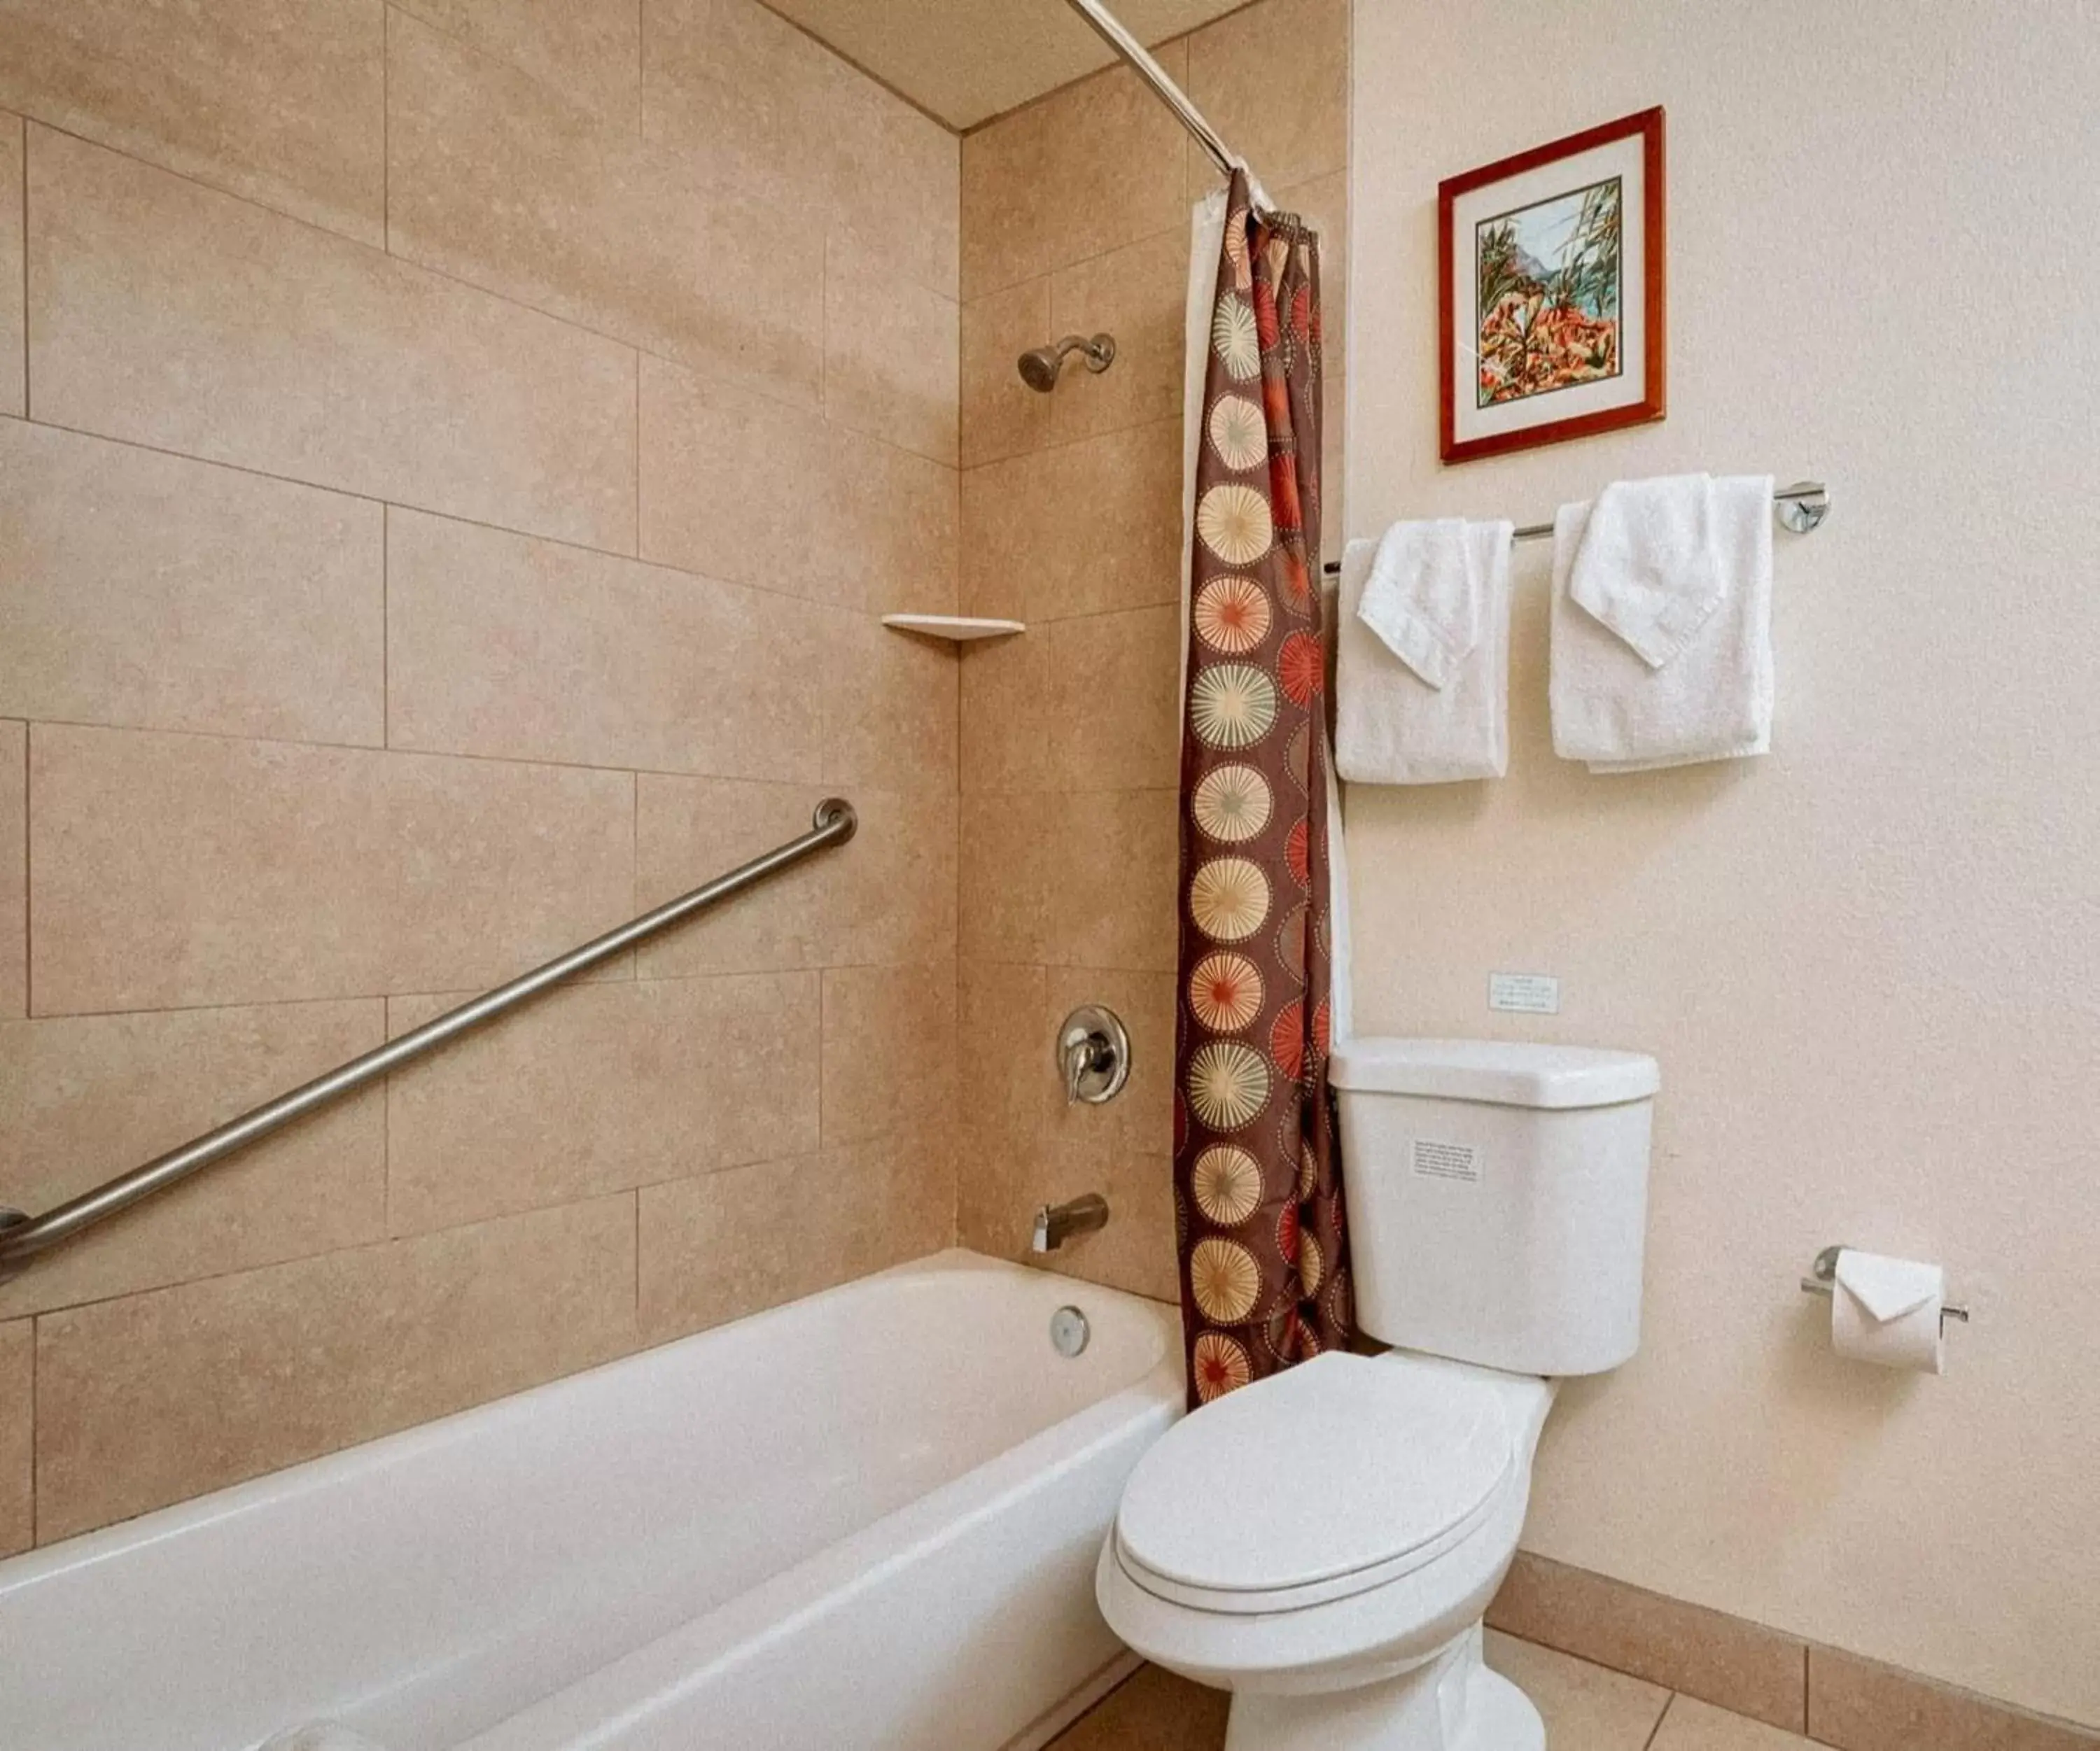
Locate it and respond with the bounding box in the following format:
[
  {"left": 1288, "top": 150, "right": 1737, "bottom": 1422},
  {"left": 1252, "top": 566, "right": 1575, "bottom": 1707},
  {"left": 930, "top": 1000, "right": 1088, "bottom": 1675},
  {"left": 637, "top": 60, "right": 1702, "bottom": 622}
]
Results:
[{"left": 1830, "top": 1249, "right": 1945, "bottom": 1374}]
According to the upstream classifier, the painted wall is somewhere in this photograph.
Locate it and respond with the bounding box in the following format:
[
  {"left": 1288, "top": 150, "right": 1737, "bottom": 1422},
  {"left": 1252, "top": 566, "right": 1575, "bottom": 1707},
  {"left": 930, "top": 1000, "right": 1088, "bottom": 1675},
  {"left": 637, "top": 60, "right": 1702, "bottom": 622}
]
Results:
[
  {"left": 954, "top": 0, "right": 1349, "bottom": 1305},
  {"left": 1348, "top": 0, "right": 2100, "bottom": 1724},
  {"left": 0, "top": 0, "right": 959, "bottom": 1548}
]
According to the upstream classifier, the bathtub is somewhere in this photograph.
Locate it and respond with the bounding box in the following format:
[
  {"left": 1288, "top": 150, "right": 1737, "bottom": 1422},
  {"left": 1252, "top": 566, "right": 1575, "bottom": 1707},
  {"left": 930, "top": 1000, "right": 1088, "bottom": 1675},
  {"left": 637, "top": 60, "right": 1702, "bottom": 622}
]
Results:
[{"left": 0, "top": 1251, "right": 1184, "bottom": 1751}]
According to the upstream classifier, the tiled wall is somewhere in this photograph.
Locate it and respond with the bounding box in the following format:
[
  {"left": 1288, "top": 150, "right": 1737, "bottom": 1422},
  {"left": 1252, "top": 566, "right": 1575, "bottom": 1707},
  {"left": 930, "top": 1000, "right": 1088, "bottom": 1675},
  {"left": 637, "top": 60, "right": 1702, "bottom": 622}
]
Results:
[
  {"left": 0, "top": 0, "right": 960, "bottom": 1551},
  {"left": 953, "top": 0, "right": 1348, "bottom": 1304}
]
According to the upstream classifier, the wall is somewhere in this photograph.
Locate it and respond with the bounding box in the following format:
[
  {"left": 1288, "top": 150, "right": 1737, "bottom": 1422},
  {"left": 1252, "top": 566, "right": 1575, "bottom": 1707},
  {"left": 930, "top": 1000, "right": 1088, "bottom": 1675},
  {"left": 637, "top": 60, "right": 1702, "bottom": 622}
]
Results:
[
  {"left": 954, "top": 0, "right": 1348, "bottom": 1305},
  {"left": 1348, "top": 0, "right": 2099, "bottom": 1724},
  {"left": 0, "top": 0, "right": 959, "bottom": 1550}
]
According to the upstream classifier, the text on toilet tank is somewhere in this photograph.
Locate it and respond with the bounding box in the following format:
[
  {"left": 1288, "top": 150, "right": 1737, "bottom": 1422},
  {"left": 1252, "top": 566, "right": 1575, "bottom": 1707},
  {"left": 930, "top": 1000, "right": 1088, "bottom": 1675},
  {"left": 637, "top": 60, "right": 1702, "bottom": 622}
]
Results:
[
  {"left": 1488, "top": 972, "right": 1560, "bottom": 1015},
  {"left": 1411, "top": 1139, "right": 1483, "bottom": 1184}
]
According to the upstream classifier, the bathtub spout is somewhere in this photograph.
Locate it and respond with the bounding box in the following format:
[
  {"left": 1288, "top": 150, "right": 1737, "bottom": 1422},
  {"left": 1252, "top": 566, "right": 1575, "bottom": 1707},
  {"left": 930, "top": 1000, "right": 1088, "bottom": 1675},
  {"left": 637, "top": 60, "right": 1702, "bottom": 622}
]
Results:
[{"left": 1032, "top": 1194, "right": 1110, "bottom": 1253}]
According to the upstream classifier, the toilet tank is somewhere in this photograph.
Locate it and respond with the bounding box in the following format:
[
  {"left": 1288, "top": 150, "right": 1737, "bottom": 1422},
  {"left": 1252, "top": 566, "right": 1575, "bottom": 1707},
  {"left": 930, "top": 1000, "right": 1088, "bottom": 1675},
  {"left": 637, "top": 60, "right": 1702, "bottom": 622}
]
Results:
[{"left": 1329, "top": 1039, "right": 1659, "bottom": 1376}]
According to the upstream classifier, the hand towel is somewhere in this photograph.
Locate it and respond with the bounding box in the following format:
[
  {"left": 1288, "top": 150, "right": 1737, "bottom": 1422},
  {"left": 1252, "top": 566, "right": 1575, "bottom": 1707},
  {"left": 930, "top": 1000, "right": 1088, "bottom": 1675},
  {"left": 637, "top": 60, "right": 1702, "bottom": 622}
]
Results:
[
  {"left": 1550, "top": 475, "right": 1774, "bottom": 771},
  {"left": 1567, "top": 473, "right": 1727, "bottom": 669},
  {"left": 1337, "top": 520, "right": 1514, "bottom": 785},
  {"left": 1357, "top": 519, "right": 1481, "bottom": 689}
]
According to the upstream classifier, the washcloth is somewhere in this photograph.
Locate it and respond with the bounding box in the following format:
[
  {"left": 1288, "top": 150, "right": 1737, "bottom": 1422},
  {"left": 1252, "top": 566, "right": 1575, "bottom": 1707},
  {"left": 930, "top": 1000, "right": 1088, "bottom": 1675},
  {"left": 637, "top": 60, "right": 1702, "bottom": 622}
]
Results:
[
  {"left": 1550, "top": 476, "right": 1774, "bottom": 771},
  {"left": 259, "top": 1727, "right": 391, "bottom": 1751},
  {"left": 1337, "top": 520, "right": 1513, "bottom": 785},
  {"left": 1357, "top": 519, "right": 1481, "bottom": 689},
  {"left": 1568, "top": 474, "right": 1726, "bottom": 668}
]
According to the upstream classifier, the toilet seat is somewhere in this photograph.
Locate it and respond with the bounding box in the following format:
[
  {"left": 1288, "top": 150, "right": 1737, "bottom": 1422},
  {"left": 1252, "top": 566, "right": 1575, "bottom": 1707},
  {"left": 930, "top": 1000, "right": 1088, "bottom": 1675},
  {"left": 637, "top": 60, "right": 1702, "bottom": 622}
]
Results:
[{"left": 1113, "top": 1353, "right": 1518, "bottom": 1616}]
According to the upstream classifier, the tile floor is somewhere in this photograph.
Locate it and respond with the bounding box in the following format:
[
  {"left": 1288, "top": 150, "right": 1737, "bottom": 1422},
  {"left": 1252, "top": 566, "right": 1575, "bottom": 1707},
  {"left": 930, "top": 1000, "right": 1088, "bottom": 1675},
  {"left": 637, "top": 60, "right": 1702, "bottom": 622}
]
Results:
[{"left": 1049, "top": 1632, "right": 1832, "bottom": 1750}]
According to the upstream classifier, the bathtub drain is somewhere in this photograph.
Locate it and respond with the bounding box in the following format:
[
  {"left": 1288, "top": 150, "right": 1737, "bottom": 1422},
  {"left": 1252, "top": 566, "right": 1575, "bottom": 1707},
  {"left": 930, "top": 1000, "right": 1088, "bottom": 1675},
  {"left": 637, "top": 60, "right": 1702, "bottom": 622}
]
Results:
[{"left": 1049, "top": 1305, "right": 1090, "bottom": 1358}]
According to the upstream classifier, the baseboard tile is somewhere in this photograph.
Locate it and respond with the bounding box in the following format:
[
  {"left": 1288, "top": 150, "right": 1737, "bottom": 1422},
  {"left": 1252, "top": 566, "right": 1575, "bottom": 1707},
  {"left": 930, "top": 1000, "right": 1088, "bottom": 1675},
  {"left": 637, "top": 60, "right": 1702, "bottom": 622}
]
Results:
[{"left": 1487, "top": 1552, "right": 2100, "bottom": 1750}]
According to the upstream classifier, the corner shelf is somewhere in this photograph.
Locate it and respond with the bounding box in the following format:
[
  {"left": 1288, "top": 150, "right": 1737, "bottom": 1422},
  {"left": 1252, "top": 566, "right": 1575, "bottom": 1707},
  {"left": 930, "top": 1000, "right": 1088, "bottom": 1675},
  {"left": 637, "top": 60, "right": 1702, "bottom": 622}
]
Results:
[{"left": 880, "top": 614, "right": 1026, "bottom": 642}]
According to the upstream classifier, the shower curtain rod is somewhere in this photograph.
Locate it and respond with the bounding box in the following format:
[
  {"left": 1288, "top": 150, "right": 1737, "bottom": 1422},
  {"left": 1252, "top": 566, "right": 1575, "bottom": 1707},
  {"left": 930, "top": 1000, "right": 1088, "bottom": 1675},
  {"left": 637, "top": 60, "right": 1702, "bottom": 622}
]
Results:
[{"left": 1063, "top": 0, "right": 1242, "bottom": 178}]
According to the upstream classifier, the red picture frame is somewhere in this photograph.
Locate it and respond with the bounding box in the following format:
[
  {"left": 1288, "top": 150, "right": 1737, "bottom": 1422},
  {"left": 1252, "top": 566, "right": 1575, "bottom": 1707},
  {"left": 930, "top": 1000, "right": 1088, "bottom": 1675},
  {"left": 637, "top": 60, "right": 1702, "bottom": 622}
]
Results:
[{"left": 1438, "top": 107, "right": 1667, "bottom": 465}]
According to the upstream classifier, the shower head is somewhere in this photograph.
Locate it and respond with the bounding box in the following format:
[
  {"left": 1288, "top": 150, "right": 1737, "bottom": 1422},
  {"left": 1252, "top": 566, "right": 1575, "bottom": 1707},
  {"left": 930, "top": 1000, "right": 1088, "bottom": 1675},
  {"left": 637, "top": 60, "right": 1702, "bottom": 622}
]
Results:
[{"left": 1018, "top": 332, "right": 1116, "bottom": 391}]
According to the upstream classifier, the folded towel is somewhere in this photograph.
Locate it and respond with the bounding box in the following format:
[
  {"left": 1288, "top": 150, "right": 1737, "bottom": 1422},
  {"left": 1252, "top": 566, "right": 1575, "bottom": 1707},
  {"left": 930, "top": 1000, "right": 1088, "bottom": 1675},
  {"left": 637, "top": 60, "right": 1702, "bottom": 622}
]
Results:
[
  {"left": 259, "top": 1726, "right": 390, "bottom": 1751},
  {"left": 1357, "top": 519, "right": 1481, "bottom": 688},
  {"left": 1337, "top": 521, "right": 1513, "bottom": 785},
  {"left": 1568, "top": 472, "right": 1725, "bottom": 668},
  {"left": 1550, "top": 477, "right": 1774, "bottom": 772}
]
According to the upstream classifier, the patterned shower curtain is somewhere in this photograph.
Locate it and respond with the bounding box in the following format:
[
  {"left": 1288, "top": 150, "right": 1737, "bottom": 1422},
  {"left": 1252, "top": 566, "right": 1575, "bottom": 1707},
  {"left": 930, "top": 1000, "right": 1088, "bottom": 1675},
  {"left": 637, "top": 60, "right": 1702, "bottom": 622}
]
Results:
[{"left": 1174, "top": 170, "right": 1352, "bottom": 1409}]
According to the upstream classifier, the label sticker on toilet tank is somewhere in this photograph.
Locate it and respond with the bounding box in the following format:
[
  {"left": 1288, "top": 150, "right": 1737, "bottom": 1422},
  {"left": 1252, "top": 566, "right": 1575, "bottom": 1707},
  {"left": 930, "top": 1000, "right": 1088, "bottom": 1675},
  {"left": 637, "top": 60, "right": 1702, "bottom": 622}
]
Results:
[
  {"left": 1488, "top": 971, "right": 1560, "bottom": 1015},
  {"left": 1411, "top": 1139, "right": 1483, "bottom": 1185}
]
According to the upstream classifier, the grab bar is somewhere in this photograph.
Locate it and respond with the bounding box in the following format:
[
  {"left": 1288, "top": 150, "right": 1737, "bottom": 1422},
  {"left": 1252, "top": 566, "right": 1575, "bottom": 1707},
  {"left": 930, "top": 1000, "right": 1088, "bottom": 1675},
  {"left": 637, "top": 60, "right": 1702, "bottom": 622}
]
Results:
[{"left": 0, "top": 799, "right": 858, "bottom": 1284}]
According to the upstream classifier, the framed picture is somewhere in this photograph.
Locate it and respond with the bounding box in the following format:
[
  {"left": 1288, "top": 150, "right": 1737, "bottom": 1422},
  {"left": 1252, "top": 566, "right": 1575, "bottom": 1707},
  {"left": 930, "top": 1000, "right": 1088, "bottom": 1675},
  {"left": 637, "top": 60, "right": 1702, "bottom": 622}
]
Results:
[{"left": 1438, "top": 106, "right": 1665, "bottom": 464}]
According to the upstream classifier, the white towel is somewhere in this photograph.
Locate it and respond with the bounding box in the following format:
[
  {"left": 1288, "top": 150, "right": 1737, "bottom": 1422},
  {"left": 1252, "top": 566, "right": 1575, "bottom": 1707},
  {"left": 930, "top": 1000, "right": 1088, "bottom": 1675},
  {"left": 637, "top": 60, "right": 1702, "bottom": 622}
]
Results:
[
  {"left": 258, "top": 1727, "right": 390, "bottom": 1751},
  {"left": 1337, "top": 521, "right": 1513, "bottom": 785},
  {"left": 1357, "top": 519, "right": 1481, "bottom": 689},
  {"left": 1550, "top": 475, "right": 1774, "bottom": 771}
]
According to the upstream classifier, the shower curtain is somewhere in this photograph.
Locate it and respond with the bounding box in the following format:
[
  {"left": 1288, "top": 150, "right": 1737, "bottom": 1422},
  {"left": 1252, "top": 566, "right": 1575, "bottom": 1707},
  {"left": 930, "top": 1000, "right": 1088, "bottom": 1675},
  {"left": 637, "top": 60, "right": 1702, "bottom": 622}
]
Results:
[{"left": 1172, "top": 169, "right": 1353, "bottom": 1409}]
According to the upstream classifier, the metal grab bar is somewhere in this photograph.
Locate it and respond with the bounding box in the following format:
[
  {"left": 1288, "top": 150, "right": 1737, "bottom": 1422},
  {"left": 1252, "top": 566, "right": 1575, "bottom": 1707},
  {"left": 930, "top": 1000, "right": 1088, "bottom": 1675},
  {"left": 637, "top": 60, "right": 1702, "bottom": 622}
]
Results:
[{"left": 0, "top": 799, "right": 858, "bottom": 1284}]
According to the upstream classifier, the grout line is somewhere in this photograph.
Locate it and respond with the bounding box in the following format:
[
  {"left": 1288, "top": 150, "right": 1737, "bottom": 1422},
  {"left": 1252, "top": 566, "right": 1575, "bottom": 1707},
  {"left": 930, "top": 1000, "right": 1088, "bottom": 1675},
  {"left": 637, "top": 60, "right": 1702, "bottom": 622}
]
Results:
[
  {"left": 17, "top": 113, "right": 27, "bottom": 419},
  {"left": 631, "top": 349, "right": 640, "bottom": 555},
  {"left": 24, "top": 1314, "right": 36, "bottom": 1548},
  {"left": 1642, "top": 1692, "right": 1676, "bottom": 1750},
  {"left": 17, "top": 719, "right": 29, "bottom": 1018},
  {"left": 380, "top": 503, "right": 390, "bottom": 746},
  {"left": 381, "top": 4, "right": 389, "bottom": 256}
]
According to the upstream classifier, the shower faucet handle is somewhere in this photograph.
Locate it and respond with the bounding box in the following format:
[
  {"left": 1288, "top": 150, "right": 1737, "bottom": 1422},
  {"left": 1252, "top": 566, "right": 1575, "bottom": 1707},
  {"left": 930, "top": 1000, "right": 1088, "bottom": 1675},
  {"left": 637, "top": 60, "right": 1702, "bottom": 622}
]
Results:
[{"left": 1058, "top": 1005, "right": 1130, "bottom": 1106}]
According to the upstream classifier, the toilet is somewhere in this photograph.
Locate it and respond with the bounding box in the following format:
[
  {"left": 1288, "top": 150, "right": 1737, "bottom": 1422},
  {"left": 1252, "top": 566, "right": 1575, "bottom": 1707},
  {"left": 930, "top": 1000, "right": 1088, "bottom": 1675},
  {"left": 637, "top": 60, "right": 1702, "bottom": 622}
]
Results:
[{"left": 1096, "top": 1038, "right": 1660, "bottom": 1751}]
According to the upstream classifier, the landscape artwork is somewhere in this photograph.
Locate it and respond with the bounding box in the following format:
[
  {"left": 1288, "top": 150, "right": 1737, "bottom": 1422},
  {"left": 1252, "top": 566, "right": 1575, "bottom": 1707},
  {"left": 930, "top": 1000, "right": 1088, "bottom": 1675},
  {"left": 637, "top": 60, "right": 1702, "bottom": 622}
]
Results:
[
  {"left": 1474, "top": 176, "right": 1622, "bottom": 407},
  {"left": 1438, "top": 107, "right": 1665, "bottom": 463}
]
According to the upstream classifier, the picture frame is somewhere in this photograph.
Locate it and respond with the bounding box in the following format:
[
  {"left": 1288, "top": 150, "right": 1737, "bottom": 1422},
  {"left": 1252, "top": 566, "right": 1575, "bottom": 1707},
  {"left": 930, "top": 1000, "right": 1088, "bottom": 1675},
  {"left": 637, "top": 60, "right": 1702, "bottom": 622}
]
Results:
[{"left": 1438, "top": 106, "right": 1666, "bottom": 464}]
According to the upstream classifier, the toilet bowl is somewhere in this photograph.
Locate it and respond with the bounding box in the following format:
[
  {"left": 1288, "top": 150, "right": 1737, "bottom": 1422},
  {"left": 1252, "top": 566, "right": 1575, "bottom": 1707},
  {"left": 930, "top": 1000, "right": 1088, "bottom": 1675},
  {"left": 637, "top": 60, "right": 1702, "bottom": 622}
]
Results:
[
  {"left": 1097, "top": 1350, "right": 1555, "bottom": 1750},
  {"left": 1098, "top": 1038, "right": 1658, "bottom": 1750}
]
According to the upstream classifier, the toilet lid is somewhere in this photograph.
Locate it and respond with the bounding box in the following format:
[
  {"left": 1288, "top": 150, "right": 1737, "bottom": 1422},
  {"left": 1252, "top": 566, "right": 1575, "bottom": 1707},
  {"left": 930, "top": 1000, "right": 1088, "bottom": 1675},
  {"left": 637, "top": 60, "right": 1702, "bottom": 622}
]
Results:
[{"left": 1115, "top": 1353, "right": 1514, "bottom": 1603}]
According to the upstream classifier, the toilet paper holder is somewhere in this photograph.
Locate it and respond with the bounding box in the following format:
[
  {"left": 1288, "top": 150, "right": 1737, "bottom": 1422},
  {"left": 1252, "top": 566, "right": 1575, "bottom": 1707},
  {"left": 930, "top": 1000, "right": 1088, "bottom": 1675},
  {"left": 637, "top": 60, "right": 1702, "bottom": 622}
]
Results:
[{"left": 1799, "top": 1244, "right": 1970, "bottom": 1329}]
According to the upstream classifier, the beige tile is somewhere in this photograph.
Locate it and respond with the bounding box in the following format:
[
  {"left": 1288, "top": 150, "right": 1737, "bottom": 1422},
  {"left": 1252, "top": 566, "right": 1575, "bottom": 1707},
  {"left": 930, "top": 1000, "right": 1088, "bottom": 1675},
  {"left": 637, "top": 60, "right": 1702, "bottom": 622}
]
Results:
[
  {"left": 1488, "top": 1551, "right": 1809, "bottom": 1733},
  {"left": 1048, "top": 1663, "right": 1230, "bottom": 1751},
  {"left": 29, "top": 725, "right": 635, "bottom": 1015},
  {"left": 636, "top": 779, "right": 955, "bottom": 978},
  {"left": 641, "top": 0, "right": 834, "bottom": 208},
  {"left": 386, "top": 972, "right": 819, "bottom": 1235},
  {"left": 956, "top": 959, "right": 1049, "bottom": 1179},
  {"left": 1050, "top": 230, "right": 1186, "bottom": 446},
  {"left": 1485, "top": 1631, "right": 1674, "bottom": 1751},
  {"left": 34, "top": 1194, "right": 637, "bottom": 1541},
  {"left": 821, "top": 610, "right": 959, "bottom": 794},
  {"left": 0, "top": 421, "right": 384, "bottom": 744},
  {"left": 0, "top": 0, "right": 384, "bottom": 245},
  {"left": 960, "top": 789, "right": 1177, "bottom": 972},
  {"left": 638, "top": 1151, "right": 824, "bottom": 1342},
  {"left": 388, "top": 14, "right": 822, "bottom": 409},
  {"left": 393, "top": 0, "right": 640, "bottom": 123},
  {"left": 0, "top": 1002, "right": 387, "bottom": 1319},
  {"left": 961, "top": 421, "right": 1182, "bottom": 623},
  {"left": 0, "top": 721, "right": 20, "bottom": 1019},
  {"left": 1807, "top": 1646, "right": 2100, "bottom": 1751},
  {"left": 639, "top": 355, "right": 957, "bottom": 614},
  {"left": 825, "top": 239, "right": 958, "bottom": 466},
  {"left": 0, "top": 1319, "right": 29, "bottom": 1556},
  {"left": 825, "top": 58, "right": 960, "bottom": 302},
  {"left": 27, "top": 126, "right": 635, "bottom": 552},
  {"left": 638, "top": 1127, "right": 951, "bottom": 1344},
  {"left": 386, "top": 507, "right": 823, "bottom": 781},
  {"left": 821, "top": 962, "right": 955, "bottom": 1148},
  {"left": 0, "top": 115, "right": 20, "bottom": 417},
  {"left": 961, "top": 607, "right": 1178, "bottom": 795},
  {"left": 1184, "top": 0, "right": 1348, "bottom": 199},
  {"left": 961, "top": 277, "right": 1053, "bottom": 468},
  {"left": 960, "top": 630, "right": 1054, "bottom": 792},
  {"left": 961, "top": 47, "right": 1191, "bottom": 300},
  {"left": 1650, "top": 1696, "right": 1821, "bottom": 1751}
]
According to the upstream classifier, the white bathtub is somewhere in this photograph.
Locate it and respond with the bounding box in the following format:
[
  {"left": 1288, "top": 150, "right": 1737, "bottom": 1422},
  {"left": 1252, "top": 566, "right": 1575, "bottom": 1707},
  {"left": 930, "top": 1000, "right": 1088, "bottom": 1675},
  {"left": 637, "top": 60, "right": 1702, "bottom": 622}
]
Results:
[{"left": 0, "top": 1251, "right": 1183, "bottom": 1751}]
